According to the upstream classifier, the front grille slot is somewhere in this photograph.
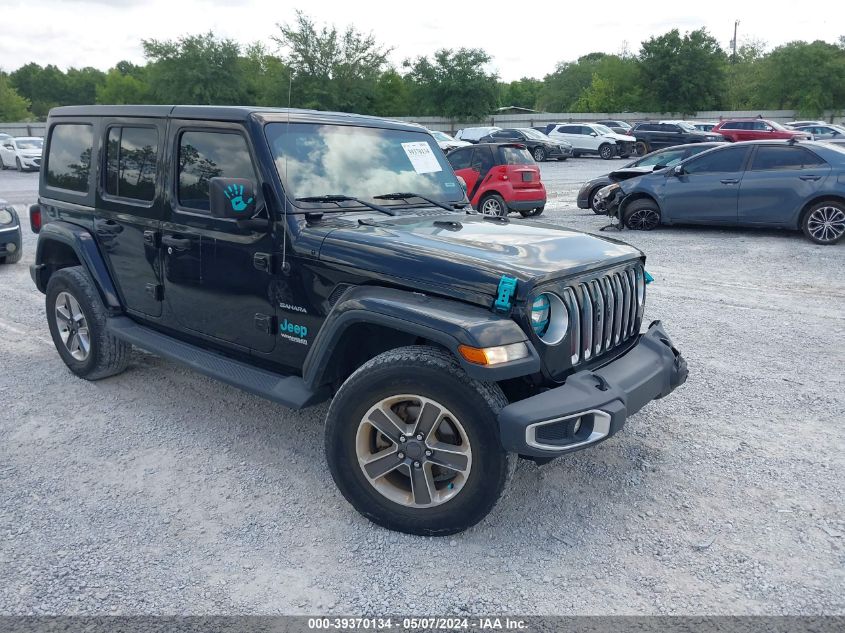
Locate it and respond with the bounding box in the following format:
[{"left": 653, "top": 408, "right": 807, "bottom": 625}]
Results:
[{"left": 563, "top": 264, "right": 643, "bottom": 366}]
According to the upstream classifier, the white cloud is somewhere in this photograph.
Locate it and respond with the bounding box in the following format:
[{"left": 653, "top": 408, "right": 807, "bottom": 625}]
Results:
[{"left": 1, "top": 0, "right": 842, "bottom": 81}]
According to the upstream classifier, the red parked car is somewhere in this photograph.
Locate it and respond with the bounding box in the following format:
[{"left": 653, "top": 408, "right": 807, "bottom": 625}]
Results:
[
  {"left": 446, "top": 143, "right": 546, "bottom": 217},
  {"left": 712, "top": 118, "right": 812, "bottom": 142}
]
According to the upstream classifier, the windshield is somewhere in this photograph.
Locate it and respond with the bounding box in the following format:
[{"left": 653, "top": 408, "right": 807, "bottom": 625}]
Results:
[
  {"left": 430, "top": 131, "right": 452, "bottom": 142},
  {"left": 593, "top": 124, "right": 614, "bottom": 135},
  {"left": 520, "top": 128, "right": 549, "bottom": 141},
  {"left": 16, "top": 138, "right": 43, "bottom": 150},
  {"left": 265, "top": 123, "right": 463, "bottom": 207}
]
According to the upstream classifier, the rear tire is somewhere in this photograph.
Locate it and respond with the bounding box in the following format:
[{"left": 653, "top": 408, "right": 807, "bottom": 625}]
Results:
[
  {"left": 479, "top": 193, "right": 508, "bottom": 217},
  {"left": 635, "top": 142, "right": 649, "bottom": 156},
  {"left": 623, "top": 199, "right": 662, "bottom": 231},
  {"left": 532, "top": 147, "right": 546, "bottom": 162},
  {"left": 599, "top": 144, "right": 614, "bottom": 160},
  {"left": 801, "top": 200, "right": 845, "bottom": 244},
  {"left": 45, "top": 266, "right": 130, "bottom": 380},
  {"left": 324, "top": 346, "right": 510, "bottom": 536},
  {"left": 2, "top": 247, "right": 22, "bottom": 264},
  {"left": 16, "top": 157, "right": 23, "bottom": 172},
  {"left": 0, "top": 156, "right": 6, "bottom": 170}
]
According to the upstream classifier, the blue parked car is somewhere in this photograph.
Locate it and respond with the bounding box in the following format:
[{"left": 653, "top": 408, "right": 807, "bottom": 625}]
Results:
[{"left": 601, "top": 140, "right": 845, "bottom": 244}]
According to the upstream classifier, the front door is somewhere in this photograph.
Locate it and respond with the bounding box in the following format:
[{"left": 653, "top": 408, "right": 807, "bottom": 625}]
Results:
[
  {"left": 162, "top": 123, "right": 277, "bottom": 353},
  {"left": 660, "top": 145, "right": 751, "bottom": 224},
  {"left": 738, "top": 145, "right": 830, "bottom": 226},
  {"left": 94, "top": 120, "right": 165, "bottom": 317}
]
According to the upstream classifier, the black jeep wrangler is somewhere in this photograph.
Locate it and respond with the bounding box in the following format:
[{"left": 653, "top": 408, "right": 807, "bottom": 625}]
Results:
[{"left": 30, "top": 106, "right": 687, "bottom": 535}]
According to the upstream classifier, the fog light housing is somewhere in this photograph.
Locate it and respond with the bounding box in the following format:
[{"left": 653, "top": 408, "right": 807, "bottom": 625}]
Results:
[{"left": 6, "top": 243, "right": 16, "bottom": 253}]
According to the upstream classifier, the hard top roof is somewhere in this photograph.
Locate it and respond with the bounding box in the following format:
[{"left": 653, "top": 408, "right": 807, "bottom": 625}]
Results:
[{"left": 47, "top": 105, "right": 424, "bottom": 132}]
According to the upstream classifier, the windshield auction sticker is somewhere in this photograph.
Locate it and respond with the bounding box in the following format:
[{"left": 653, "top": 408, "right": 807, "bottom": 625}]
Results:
[{"left": 401, "top": 142, "right": 442, "bottom": 174}]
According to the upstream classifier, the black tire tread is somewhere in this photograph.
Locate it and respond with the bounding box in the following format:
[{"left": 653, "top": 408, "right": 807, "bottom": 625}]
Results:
[
  {"left": 325, "top": 345, "right": 510, "bottom": 536},
  {"left": 46, "top": 266, "right": 129, "bottom": 380}
]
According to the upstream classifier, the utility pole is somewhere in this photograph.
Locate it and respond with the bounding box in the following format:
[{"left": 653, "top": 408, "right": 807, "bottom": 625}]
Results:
[{"left": 730, "top": 20, "right": 740, "bottom": 62}]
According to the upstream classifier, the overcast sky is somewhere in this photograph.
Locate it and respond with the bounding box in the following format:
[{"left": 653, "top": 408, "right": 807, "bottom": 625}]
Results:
[{"left": 2, "top": 0, "right": 843, "bottom": 81}]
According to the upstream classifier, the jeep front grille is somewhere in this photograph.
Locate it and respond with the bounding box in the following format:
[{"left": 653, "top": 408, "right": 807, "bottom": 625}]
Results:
[{"left": 562, "top": 264, "right": 645, "bottom": 365}]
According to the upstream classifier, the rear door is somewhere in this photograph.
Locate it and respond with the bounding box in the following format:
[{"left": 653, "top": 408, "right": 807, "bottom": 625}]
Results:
[
  {"left": 162, "top": 121, "right": 277, "bottom": 353},
  {"left": 738, "top": 145, "right": 830, "bottom": 225},
  {"left": 654, "top": 124, "right": 683, "bottom": 149},
  {"left": 550, "top": 125, "right": 583, "bottom": 150},
  {"left": 95, "top": 120, "right": 165, "bottom": 317},
  {"left": 660, "top": 145, "right": 751, "bottom": 224}
]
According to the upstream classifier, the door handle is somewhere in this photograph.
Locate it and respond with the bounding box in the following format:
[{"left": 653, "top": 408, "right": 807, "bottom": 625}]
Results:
[
  {"left": 161, "top": 235, "right": 193, "bottom": 250},
  {"left": 799, "top": 175, "right": 821, "bottom": 181},
  {"left": 720, "top": 179, "right": 739, "bottom": 184}
]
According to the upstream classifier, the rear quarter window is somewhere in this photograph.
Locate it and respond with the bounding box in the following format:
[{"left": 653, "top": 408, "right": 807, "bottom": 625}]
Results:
[{"left": 46, "top": 123, "right": 94, "bottom": 193}]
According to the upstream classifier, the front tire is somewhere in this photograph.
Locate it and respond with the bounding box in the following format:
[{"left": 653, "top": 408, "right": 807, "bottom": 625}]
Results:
[
  {"left": 589, "top": 187, "right": 606, "bottom": 214},
  {"left": 479, "top": 193, "right": 508, "bottom": 217},
  {"left": 623, "top": 199, "right": 662, "bottom": 231},
  {"left": 532, "top": 147, "right": 546, "bottom": 162},
  {"left": 599, "top": 144, "right": 614, "bottom": 160},
  {"left": 45, "top": 266, "right": 129, "bottom": 380},
  {"left": 635, "top": 141, "right": 649, "bottom": 156},
  {"left": 325, "top": 346, "right": 510, "bottom": 536},
  {"left": 802, "top": 201, "right": 845, "bottom": 244}
]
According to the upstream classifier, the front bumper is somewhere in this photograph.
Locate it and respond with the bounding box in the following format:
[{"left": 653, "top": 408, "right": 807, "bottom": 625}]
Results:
[
  {"left": 20, "top": 156, "right": 41, "bottom": 169},
  {"left": 0, "top": 226, "right": 22, "bottom": 256},
  {"left": 615, "top": 141, "right": 635, "bottom": 156},
  {"left": 498, "top": 321, "right": 687, "bottom": 459}
]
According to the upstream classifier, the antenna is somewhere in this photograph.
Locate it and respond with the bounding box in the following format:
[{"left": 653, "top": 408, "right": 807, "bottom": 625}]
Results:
[{"left": 280, "top": 69, "right": 292, "bottom": 275}]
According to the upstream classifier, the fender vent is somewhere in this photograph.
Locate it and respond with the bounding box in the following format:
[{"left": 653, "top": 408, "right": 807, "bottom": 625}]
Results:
[{"left": 328, "top": 284, "right": 355, "bottom": 307}]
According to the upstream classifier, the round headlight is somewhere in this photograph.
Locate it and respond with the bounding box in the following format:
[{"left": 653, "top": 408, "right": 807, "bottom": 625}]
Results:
[
  {"left": 530, "top": 293, "right": 569, "bottom": 345},
  {"left": 0, "top": 208, "right": 13, "bottom": 225}
]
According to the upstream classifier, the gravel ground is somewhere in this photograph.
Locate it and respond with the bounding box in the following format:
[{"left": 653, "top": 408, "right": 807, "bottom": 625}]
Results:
[{"left": 1, "top": 160, "right": 843, "bottom": 616}]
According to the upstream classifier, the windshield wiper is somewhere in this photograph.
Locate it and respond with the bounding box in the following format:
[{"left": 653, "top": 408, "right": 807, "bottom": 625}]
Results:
[
  {"left": 373, "top": 192, "right": 467, "bottom": 213},
  {"left": 295, "top": 195, "right": 397, "bottom": 216}
]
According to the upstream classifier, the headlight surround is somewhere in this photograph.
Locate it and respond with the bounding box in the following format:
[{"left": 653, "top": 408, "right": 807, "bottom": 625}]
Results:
[
  {"left": 0, "top": 208, "right": 14, "bottom": 225},
  {"left": 530, "top": 292, "right": 569, "bottom": 345},
  {"left": 597, "top": 183, "right": 620, "bottom": 199}
]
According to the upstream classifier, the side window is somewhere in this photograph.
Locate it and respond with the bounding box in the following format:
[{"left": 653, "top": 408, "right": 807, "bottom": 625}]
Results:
[
  {"left": 659, "top": 124, "right": 680, "bottom": 133},
  {"left": 684, "top": 147, "right": 750, "bottom": 174},
  {"left": 46, "top": 123, "right": 93, "bottom": 193},
  {"left": 640, "top": 124, "right": 659, "bottom": 132},
  {"left": 557, "top": 125, "right": 575, "bottom": 134},
  {"left": 582, "top": 126, "right": 596, "bottom": 135},
  {"left": 492, "top": 130, "right": 511, "bottom": 139},
  {"left": 721, "top": 122, "right": 739, "bottom": 130},
  {"left": 753, "top": 121, "right": 771, "bottom": 131},
  {"left": 751, "top": 147, "right": 826, "bottom": 171},
  {"left": 471, "top": 146, "right": 494, "bottom": 172},
  {"left": 177, "top": 131, "right": 256, "bottom": 212},
  {"left": 105, "top": 126, "right": 158, "bottom": 201},
  {"left": 448, "top": 148, "right": 472, "bottom": 170}
]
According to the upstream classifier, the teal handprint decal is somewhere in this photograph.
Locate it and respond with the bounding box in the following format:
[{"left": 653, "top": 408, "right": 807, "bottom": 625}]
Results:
[{"left": 224, "top": 184, "right": 254, "bottom": 212}]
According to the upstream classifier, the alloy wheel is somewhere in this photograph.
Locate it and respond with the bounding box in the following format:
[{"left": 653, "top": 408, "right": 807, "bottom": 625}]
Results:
[
  {"left": 355, "top": 394, "right": 472, "bottom": 508},
  {"left": 54, "top": 291, "right": 91, "bottom": 361},
  {"left": 807, "top": 206, "right": 845, "bottom": 243},
  {"left": 481, "top": 198, "right": 504, "bottom": 216},
  {"left": 627, "top": 208, "right": 660, "bottom": 230}
]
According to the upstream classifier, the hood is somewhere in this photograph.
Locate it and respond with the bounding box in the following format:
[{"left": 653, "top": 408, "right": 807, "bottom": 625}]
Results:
[
  {"left": 315, "top": 212, "right": 642, "bottom": 301},
  {"left": 606, "top": 133, "right": 637, "bottom": 142},
  {"left": 608, "top": 166, "right": 659, "bottom": 182}
]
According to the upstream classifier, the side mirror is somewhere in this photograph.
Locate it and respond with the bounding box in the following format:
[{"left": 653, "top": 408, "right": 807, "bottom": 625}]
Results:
[
  {"left": 210, "top": 177, "right": 257, "bottom": 219},
  {"left": 653, "top": 164, "right": 666, "bottom": 170},
  {"left": 456, "top": 175, "right": 468, "bottom": 193},
  {"left": 589, "top": 132, "right": 598, "bottom": 137},
  {"left": 672, "top": 165, "right": 684, "bottom": 177}
]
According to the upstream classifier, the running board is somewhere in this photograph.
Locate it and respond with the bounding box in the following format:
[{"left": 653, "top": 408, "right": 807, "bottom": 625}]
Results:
[{"left": 106, "top": 316, "right": 326, "bottom": 410}]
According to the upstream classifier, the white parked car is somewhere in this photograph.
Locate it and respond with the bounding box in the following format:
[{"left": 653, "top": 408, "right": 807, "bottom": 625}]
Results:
[
  {"left": 455, "top": 126, "right": 501, "bottom": 143},
  {"left": 546, "top": 123, "right": 635, "bottom": 159},
  {"left": 785, "top": 120, "right": 826, "bottom": 129},
  {"left": 0, "top": 136, "right": 44, "bottom": 171},
  {"left": 428, "top": 129, "right": 472, "bottom": 153}
]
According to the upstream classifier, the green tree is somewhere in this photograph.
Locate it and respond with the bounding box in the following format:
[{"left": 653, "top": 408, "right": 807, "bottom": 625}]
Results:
[
  {"left": 64, "top": 67, "right": 106, "bottom": 105},
  {"left": 10, "top": 63, "right": 69, "bottom": 118},
  {"left": 638, "top": 28, "right": 726, "bottom": 114},
  {"left": 273, "top": 10, "right": 390, "bottom": 113},
  {"left": 142, "top": 32, "right": 247, "bottom": 104},
  {"left": 725, "top": 39, "right": 767, "bottom": 109},
  {"left": 536, "top": 52, "right": 609, "bottom": 111},
  {"left": 96, "top": 68, "right": 152, "bottom": 104},
  {"left": 0, "top": 73, "right": 32, "bottom": 121},
  {"left": 239, "top": 43, "right": 291, "bottom": 107},
  {"left": 500, "top": 77, "right": 542, "bottom": 109},
  {"left": 405, "top": 48, "right": 499, "bottom": 119},
  {"left": 756, "top": 40, "right": 845, "bottom": 115},
  {"left": 573, "top": 56, "right": 643, "bottom": 112},
  {"left": 373, "top": 69, "right": 411, "bottom": 116}
]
